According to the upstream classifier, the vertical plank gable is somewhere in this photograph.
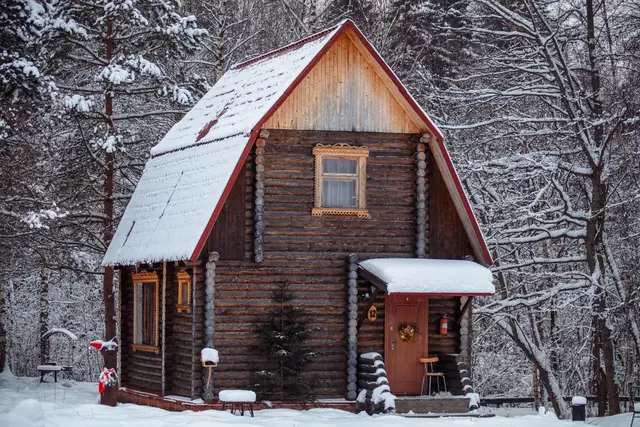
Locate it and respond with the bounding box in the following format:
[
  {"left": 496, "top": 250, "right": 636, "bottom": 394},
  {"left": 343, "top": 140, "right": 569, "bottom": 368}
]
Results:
[{"left": 264, "top": 33, "right": 422, "bottom": 134}]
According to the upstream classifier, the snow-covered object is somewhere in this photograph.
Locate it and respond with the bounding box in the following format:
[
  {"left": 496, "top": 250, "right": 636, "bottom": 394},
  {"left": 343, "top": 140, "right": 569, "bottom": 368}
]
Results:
[
  {"left": 98, "top": 368, "right": 118, "bottom": 394},
  {"left": 359, "top": 352, "right": 380, "bottom": 361},
  {"left": 356, "top": 389, "right": 367, "bottom": 403},
  {"left": 37, "top": 365, "right": 63, "bottom": 371},
  {"left": 218, "top": 390, "right": 256, "bottom": 403},
  {"left": 571, "top": 396, "right": 587, "bottom": 406},
  {"left": 371, "top": 385, "right": 396, "bottom": 410},
  {"left": 468, "top": 392, "right": 481, "bottom": 409},
  {"left": 42, "top": 328, "right": 78, "bottom": 340},
  {"left": 201, "top": 348, "right": 219, "bottom": 364},
  {"left": 90, "top": 338, "right": 118, "bottom": 351},
  {"left": 359, "top": 259, "right": 495, "bottom": 295}
]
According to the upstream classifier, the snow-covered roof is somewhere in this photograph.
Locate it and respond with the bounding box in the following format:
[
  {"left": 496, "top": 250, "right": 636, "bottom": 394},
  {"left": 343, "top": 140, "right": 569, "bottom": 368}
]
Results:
[
  {"left": 103, "top": 19, "right": 492, "bottom": 266},
  {"left": 103, "top": 24, "right": 342, "bottom": 265},
  {"left": 359, "top": 258, "right": 495, "bottom": 295}
]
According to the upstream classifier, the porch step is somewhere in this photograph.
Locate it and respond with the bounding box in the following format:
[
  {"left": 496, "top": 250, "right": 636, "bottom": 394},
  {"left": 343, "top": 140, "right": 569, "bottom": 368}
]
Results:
[
  {"left": 394, "top": 396, "right": 470, "bottom": 414},
  {"left": 400, "top": 412, "right": 495, "bottom": 418}
]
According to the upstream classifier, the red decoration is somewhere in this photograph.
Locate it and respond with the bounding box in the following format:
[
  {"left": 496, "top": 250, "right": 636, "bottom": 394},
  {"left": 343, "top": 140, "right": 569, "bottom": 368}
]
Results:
[{"left": 98, "top": 367, "right": 117, "bottom": 394}]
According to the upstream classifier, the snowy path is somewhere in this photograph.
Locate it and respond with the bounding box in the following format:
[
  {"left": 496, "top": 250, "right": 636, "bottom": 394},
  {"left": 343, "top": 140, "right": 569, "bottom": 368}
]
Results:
[{"left": 0, "top": 371, "right": 633, "bottom": 427}]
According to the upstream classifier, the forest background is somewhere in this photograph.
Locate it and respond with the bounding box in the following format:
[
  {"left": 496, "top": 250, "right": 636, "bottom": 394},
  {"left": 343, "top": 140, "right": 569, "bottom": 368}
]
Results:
[{"left": 1, "top": 0, "right": 639, "bottom": 418}]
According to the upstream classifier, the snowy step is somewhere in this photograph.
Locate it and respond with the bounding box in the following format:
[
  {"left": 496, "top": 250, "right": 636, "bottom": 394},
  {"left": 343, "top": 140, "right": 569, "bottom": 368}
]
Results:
[{"left": 394, "top": 396, "right": 470, "bottom": 414}]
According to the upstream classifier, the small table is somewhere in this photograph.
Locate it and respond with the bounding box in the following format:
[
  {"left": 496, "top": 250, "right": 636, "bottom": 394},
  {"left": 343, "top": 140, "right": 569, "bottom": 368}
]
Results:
[
  {"left": 37, "top": 364, "right": 63, "bottom": 383},
  {"left": 219, "top": 390, "right": 256, "bottom": 417}
]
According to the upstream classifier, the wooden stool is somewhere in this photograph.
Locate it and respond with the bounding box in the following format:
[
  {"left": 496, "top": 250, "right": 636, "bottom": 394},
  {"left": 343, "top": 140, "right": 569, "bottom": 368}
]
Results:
[{"left": 420, "top": 357, "right": 446, "bottom": 395}]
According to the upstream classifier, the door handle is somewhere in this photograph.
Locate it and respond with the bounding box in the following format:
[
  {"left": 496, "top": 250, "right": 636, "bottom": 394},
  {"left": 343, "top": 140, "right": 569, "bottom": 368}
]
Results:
[{"left": 391, "top": 337, "right": 396, "bottom": 351}]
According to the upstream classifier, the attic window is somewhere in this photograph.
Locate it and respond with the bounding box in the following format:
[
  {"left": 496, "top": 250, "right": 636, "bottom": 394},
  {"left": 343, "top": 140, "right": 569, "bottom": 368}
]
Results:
[
  {"left": 131, "top": 271, "right": 160, "bottom": 354},
  {"left": 312, "top": 143, "right": 369, "bottom": 218},
  {"left": 176, "top": 270, "right": 192, "bottom": 313}
]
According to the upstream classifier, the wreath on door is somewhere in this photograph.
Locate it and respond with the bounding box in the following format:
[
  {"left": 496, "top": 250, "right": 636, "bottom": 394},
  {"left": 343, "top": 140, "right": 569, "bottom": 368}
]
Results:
[{"left": 398, "top": 323, "right": 416, "bottom": 342}]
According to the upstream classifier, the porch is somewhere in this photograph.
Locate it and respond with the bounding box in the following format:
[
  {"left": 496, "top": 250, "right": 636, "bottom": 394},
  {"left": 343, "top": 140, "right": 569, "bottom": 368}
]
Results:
[{"left": 349, "top": 257, "right": 494, "bottom": 414}]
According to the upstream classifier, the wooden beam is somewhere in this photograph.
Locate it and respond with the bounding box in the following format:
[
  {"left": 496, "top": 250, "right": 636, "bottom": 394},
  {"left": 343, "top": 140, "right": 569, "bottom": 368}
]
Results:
[
  {"left": 357, "top": 266, "right": 388, "bottom": 293},
  {"left": 458, "top": 296, "right": 473, "bottom": 324}
]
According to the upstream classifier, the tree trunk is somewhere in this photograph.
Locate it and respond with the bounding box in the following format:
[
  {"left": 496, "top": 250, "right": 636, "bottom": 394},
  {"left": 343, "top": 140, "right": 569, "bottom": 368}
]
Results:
[
  {"left": 502, "top": 318, "right": 568, "bottom": 418},
  {"left": 39, "top": 268, "right": 49, "bottom": 364},
  {"left": 0, "top": 276, "right": 5, "bottom": 372},
  {"left": 584, "top": 0, "right": 620, "bottom": 416},
  {"left": 101, "top": 19, "right": 118, "bottom": 407}
]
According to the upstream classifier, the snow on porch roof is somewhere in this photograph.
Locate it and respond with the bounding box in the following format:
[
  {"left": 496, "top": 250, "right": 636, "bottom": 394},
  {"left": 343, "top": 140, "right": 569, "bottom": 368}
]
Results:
[
  {"left": 359, "top": 259, "right": 495, "bottom": 296},
  {"left": 103, "top": 19, "right": 492, "bottom": 266}
]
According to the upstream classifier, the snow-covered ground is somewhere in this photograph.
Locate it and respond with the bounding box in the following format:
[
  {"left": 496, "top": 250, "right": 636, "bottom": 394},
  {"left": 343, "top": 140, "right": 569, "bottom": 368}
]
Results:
[{"left": 0, "top": 370, "right": 635, "bottom": 427}]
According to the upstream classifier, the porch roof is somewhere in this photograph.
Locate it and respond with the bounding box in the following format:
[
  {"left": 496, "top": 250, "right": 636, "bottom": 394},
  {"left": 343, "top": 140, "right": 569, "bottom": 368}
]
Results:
[{"left": 358, "top": 258, "right": 494, "bottom": 296}]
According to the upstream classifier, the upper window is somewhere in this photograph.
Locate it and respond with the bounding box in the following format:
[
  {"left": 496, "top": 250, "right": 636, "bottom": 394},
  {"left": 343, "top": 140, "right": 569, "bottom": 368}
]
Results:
[
  {"left": 312, "top": 143, "right": 369, "bottom": 218},
  {"left": 176, "top": 271, "right": 192, "bottom": 313},
  {"left": 131, "top": 271, "right": 159, "bottom": 353}
]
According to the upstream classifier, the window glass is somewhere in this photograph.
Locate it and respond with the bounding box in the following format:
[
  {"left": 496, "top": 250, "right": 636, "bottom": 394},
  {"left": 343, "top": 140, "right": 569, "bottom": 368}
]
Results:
[
  {"left": 179, "top": 282, "right": 189, "bottom": 306},
  {"left": 323, "top": 158, "right": 357, "bottom": 174},
  {"left": 322, "top": 179, "right": 357, "bottom": 207},
  {"left": 134, "top": 281, "right": 156, "bottom": 346}
]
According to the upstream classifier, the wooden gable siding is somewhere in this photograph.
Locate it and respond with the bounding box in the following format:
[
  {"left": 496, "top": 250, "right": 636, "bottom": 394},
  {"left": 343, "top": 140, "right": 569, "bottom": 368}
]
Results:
[
  {"left": 206, "top": 166, "right": 247, "bottom": 260},
  {"left": 211, "top": 130, "right": 418, "bottom": 398},
  {"left": 428, "top": 153, "right": 475, "bottom": 260},
  {"left": 263, "top": 33, "right": 421, "bottom": 134}
]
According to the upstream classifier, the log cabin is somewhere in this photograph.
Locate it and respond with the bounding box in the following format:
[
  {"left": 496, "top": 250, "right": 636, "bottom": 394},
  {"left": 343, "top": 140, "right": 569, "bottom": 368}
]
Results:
[{"left": 103, "top": 19, "right": 495, "bottom": 413}]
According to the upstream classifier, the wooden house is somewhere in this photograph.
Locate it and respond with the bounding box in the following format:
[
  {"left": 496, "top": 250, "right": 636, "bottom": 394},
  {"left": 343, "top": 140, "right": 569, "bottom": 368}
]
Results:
[{"left": 103, "top": 19, "right": 495, "bottom": 412}]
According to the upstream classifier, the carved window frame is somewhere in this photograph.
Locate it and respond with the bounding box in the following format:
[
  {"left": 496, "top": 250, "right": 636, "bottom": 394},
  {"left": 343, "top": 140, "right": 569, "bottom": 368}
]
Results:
[
  {"left": 131, "top": 271, "right": 160, "bottom": 354},
  {"left": 312, "top": 143, "right": 370, "bottom": 218},
  {"left": 176, "top": 270, "right": 192, "bottom": 314}
]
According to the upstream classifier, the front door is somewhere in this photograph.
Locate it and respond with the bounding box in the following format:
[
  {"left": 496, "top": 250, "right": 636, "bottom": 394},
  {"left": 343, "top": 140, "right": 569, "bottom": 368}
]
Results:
[{"left": 385, "top": 294, "right": 428, "bottom": 395}]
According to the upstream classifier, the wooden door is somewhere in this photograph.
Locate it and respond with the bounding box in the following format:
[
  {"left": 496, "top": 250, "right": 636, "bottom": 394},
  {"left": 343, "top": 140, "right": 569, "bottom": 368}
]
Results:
[{"left": 385, "top": 294, "right": 428, "bottom": 395}]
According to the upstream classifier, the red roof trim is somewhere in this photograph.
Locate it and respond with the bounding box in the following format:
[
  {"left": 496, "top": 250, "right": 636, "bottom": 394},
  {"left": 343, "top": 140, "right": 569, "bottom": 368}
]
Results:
[
  {"left": 232, "top": 24, "right": 341, "bottom": 71},
  {"left": 189, "top": 129, "right": 259, "bottom": 261},
  {"left": 344, "top": 21, "right": 492, "bottom": 265},
  {"left": 389, "top": 292, "right": 494, "bottom": 297},
  {"left": 435, "top": 139, "right": 493, "bottom": 265}
]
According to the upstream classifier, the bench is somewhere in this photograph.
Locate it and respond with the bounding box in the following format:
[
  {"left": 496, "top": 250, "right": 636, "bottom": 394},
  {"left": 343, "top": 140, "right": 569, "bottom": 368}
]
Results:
[{"left": 219, "top": 390, "right": 256, "bottom": 417}]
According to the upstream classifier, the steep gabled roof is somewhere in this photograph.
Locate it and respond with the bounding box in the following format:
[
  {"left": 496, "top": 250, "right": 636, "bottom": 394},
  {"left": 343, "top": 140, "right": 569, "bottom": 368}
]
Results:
[{"left": 103, "top": 20, "right": 492, "bottom": 267}]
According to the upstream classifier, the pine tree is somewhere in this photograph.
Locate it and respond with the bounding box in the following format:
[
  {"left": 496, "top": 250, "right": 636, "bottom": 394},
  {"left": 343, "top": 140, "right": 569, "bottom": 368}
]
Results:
[
  {"left": 35, "top": 0, "right": 205, "bottom": 402},
  {"left": 253, "top": 283, "right": 316, "bottom": 401},
  {"left": 0, "top": 0, "right": 49, "bottom": 138},
  {"left": 384, "top": 0, "right": 471, "bottom": 120}
]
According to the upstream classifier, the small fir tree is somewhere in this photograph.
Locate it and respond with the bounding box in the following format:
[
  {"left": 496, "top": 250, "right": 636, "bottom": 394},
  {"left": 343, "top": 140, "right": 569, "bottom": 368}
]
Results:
[{"left": 253, "top": 283, "right": 316, "bottom": 401}]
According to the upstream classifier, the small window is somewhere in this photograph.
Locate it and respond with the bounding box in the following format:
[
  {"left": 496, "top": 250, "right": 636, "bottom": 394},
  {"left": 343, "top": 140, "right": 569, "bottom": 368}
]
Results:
[
  {"left": 176, "top": 271, "right": 192, "bottom": 313},
  {"left": 131, "top": 271, "right": 159, "bottom": 353},
  {"left": 312, "top": 143, "right": 369, "bottom": 218}
]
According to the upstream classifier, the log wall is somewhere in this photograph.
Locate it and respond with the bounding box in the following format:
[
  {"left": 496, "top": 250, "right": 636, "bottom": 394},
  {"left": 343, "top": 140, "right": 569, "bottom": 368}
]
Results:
[
  {"left": 428, "top": 152, "right": 475, "bottom": 260},
  {"left": 210, "top": 130, "right": 419, "bottom": 398},
  {"left": 120, "top": 265, "right": 163, "bottom": 393},
  {"left": 120, "top": 263, "right": 203, "bottom": 398}
]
